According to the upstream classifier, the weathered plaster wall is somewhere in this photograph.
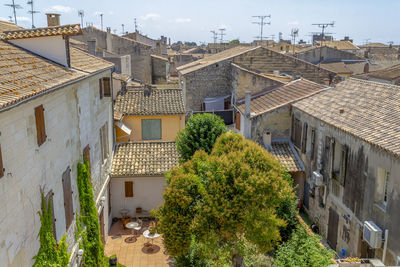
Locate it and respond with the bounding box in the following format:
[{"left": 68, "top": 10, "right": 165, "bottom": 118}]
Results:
[
  {"left": 297, "top": 46, "right": 362, "bottom": 64},
  {"left": 0, "top": 70, "right": 113, "bottom": 266},
  {"left": 151, "top": 56, "right": 168, "bottom": 84}
]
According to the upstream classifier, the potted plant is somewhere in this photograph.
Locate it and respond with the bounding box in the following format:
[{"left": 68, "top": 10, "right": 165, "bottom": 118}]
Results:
[
  {"left": 136, "top": 207, "right": 142, "bottom": 214},
  {"left": 338, "top": 257, "right": 362, "bottom": 266},
  {"left": 109, "top": 254, "right": 118, "bottom": 266}
]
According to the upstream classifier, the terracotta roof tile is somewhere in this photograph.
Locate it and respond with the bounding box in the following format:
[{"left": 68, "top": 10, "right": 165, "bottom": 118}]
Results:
[
  {"left": 0, "top": 24, "right": 82, "bottom": 40},
  {"left": 70, "top": 47, "right": 114, "bottom": 73},
  {"left": 236, "top": 79, "right": 328, "bottom": 118},
  {"left": 114, "top": 88, "right": 185, "bottom": 115},
  {"left": 0, "top": 20, "right": 23, "bottom": 32},
  {"left": 292, "top": 78, "right": 400, "bottom": 158},
  {"left": 111, "top": 142, "right": 179, "bottom": 176},
  {"left": 316, "top": 41, "right": 359, "bottom": 51},
  {"left": 269, "top": 141, "right": 304, "bottom": 172}
]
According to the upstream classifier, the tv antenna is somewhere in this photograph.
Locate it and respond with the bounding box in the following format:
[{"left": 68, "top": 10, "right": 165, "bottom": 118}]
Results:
[
  {"left": 99, "top": 13, "right": 104, "bottom": 30},
  {"left": 27, "top": 0, "right": 39, "bottom": 28},
  {"left": 291, "top": 28, "right": 299, "bottom": 54},
  {"left": 210, "top": 30, "right": 218, "bottom": 43},
  {"left": 78, "top": 10, "right": 84, "bottom": 28},
  {"left": 121, "top": 24, "right": 125, "bottom": 35},
  {"left": 8, "top": 16, "right": 13, "bottom": 22},
  {"left": 252, "top": 15, "right": 271, "bottom": 41},
  {"left": 219, "top": 28, "right": 226, "bottom": 43},
  {"left": 134, "top": 18, "right": 138, "bottom": 32},
  {"left": 312, "top": 22, "right": 334, "bottom": 65},
  {"left": 4, "top": 0, "right": 22, "bottom": 25}
]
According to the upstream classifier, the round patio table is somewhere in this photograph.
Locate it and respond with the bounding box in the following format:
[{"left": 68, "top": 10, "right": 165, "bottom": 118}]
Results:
[
  {"left": 142, "top": 230, "right": 161, "bottom": 254},
  {"left": 125, "top": 222, "right": 139, "bottom": 243}
]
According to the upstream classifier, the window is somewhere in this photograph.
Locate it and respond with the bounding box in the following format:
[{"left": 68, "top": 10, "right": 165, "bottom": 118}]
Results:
[
  {"left": 99, "top": 77, "right": 111, "bottom": 99},
  {"left": 338, "top": 145, "right": 348, "bottom": 186},
  {"left": 34, "top": 105, "right": 46, "bottom": 146},
  {"left": 291, "top": 117, "right": 302, "bottom": 148},
  {"left": 125, "top": 181, "right": 133, "bottom": 197},
  {"left": 142, "top": 119, "right": 161, "bottom": 140},
  {"left": 235, "top": 111, "right": 241, "bottom": 130},
  {"left": 376, "top": 168, "right": 389, "bottom": 207},
  {"left": 100, "top": 123, "right": 109, "bottom": 162},
  {"left": 301, "top": 122, "right": 308, "bottom": 153},
  {"left": 0, "top": 144, "right": 4, "bottom": 178},
  {"left": 62, "top": 167, "right": 74, "bottom": 230}
]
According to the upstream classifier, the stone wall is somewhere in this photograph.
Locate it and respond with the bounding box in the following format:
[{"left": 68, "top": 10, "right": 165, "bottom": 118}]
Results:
[
  {"left": 0, "top": 70, "right": 113, "bottom": 266},
  {"left": 170, "top": 54, "right": 195, "bottom": 76},
  {"left": 151, "top": 55, "right": 168, "bottom": 84},
  {"left": 297, "top": 46, "right": 362, "bottom": 64},
  {"left": 292, "top": 107, "right": 400, "bottom": 266}
]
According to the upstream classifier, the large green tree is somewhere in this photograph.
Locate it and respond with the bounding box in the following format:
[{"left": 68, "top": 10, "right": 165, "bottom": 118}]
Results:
[
  {"left": 176, "top": 113, "right": 227, "bottom": 162},
  {"left": 155, "top": 132, "right": 296, "bottom": 266}
]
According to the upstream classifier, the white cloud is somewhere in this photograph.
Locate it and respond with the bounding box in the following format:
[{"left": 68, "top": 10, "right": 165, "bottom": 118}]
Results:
[
  {"left": 140, "top": 13, "right": 160, "bottom": 21},
  {"left": 16, "top": 16, "right": 30, "bottom": 22},
  {"left": 93, "top": 11, "right": 103, "bottom": 16},
  {"left": 288, "top": 21, "right": 299, "bottom": 26},
  {"left": 175, "top": 18, "right": 191, "bottom": 23},
  {"left": 45, "top": 5, "right": 73, "bottom": 13}
]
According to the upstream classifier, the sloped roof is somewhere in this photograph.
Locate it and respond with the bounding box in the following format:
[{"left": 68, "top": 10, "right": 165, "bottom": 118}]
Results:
[
  {"left": 0, "top": 24, "right": 82, "bottom": 40},
  {"left": 113, "top": 73, "right": 131, "bottom": 82},
  {"left": 177, "top": 46, "right": 259, "bottom": 75},
  {"left": 70, "top": 47, "right": 113, "bottom": 73},
  {"left": 320, "top": 62, "right": 353, "bottom": 74},
  {"left": 293, "top": 78, "right": 400, "bottom": 158},
  {"left": 111, "top": 142, "right": 179, "bottom": 177},
  {"left": 316, "top": 41, "right": 359, "bottom": 50},
  {"left": 0, "top": 20, "right": 23, "bottom": 32},
  {"left": 368, "top": 63, "right": 400, "bottom": 81},
  {"left": 114, "top": 88, "right": 185, "bottom": 115},
  {"left": 359, "top": 43, "right": 389, "bottom": 48},
  {"left": 269, "top": 141, "right": 305, "bottom": 172},
  {"left": 151, "top": 54, "right": 168, "bottom": 61},
  {"left": 236, "top": 79, "right": 328, "bottom": 118}
]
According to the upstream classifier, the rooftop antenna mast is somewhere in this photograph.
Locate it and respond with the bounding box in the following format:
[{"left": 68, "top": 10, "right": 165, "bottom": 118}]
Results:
[
  {"left": 312, "top": 22, "right": 334, "bottom": 66},
  {"left": 134, "top": 18, "right": 138, "bottom": 32},
  {"left": 5, "top": 0, "right": 22, "bottom": 25},
  {"left": 252, "top": 15, "right": 271, "bottom": 41},
  {"left": 363, "top": 38, "right": 371, "bottom": 45},
  {"left": 99, "top": 13, "right": 104, "bottom": 30},
  {"left": 8, "top": 16, "right": 13, "bottom": 22},
  {"left": 219, "top": 28, "right": 226, "bottom": 43},
  {"left": 291, "top": 28, "right": 299, "bottom": 54},
  {"left": 121, "top": 24, "right": 125, "bottom": 35},
  {"left": 78, "top": 10, "right": 84, "bottom": 28},
  {"left": 27, "top": 0, "right": 39, "bottom": 28},
  {"left": 210, "top": 30, "right": 218, "bottom": 43}
]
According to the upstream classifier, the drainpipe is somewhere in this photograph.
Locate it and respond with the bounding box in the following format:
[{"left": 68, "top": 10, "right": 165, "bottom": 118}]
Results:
[{"left": 382, "top": 229, "right": 389, "bottom": 263}]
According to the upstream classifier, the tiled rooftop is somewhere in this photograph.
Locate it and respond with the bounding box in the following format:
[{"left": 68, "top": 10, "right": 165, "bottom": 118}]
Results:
[
  {"left": 293, "top": 78, "right": 400, "bottom": 158},
  {"left": 269, "top": 141, "right": 305, "bottom": 172},
  {"left": 236, "top": 79, "right": 328, "bottom": 118},
  {"left": 320, "top": 62, "right": 354, "bottom": 74},
  {"left": 316, "top": 41, "right": 359, "bottom": 51},
  {"left": 70, "top": 46, "right": 114, "bottom": 73},
  {"left": 114, "top": 88, "right": 185, "bottom": 115},
  {"left": 368, "top": 62, "right": 400, "bottom": 80},
  {"left": 0, "top": 20, "right": 23, "bottom": 32},
  {"left": 0, "top": 24, "right": 82, "bottom": 40},
  {"left": 111, "top": 142, "right": 179, "bottom": 177}
]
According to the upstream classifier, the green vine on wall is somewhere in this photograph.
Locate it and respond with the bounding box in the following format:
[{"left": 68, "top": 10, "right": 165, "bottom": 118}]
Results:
[
  {"left": 33, "top": 192, "right": 69, "bottom": 267},
  {"left": 76, "top": 160, "right": 107, "bottom": 266}
]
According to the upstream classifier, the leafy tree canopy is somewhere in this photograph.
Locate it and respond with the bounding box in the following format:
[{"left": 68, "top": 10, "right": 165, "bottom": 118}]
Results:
[
  {"left": 229, "top": 39, "right": 240, "bottom": 45},
  {"left": 176, "top": 113, "right": 227, "bottom": 162},
  {"left": 156, "top": 132, "right": 296, "bottom": 265}
]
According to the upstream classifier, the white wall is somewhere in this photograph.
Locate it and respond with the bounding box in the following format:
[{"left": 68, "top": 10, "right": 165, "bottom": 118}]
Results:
[
  {"left": 0, "top": 70, "right": 113, "bottom": 266},
  {"left": 110, "top": 177, "right": 166, "bottom": 218},
  {"left": 10, "top": 36, "right": 69, "bottom": 67}
]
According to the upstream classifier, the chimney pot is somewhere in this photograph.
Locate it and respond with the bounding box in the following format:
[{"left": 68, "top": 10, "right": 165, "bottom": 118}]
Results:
[
  {"left": 245, "top": 91, "right": 251, "bottom": 118},
  {"left": 46, "top": 13, "right": 61, "bottom": 27}
]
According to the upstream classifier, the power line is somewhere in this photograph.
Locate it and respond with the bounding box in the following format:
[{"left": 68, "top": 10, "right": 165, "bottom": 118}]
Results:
[
  {"left": 312, "top": 22, "right": 334, "bottom": 65},
  {"left": 218, "top": 28, "right": 226, "bottom": 43},
  {"left": 27, "top": 0, "right": 39, "bottom": 28},
  {"left": 210, "top": 30, "right": 218, "bottom": 44},
  {"left": 252, "top": 15, "right": 271, "bottom": 41},
  {"left": 4, "top": 0, "right": 22, "bottom": 25},
  {"left": 78, "top": 10, "right": 84, "bottom": 28}
]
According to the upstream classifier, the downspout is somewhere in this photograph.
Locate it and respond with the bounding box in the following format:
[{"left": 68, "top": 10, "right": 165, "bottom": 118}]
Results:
[{"left": 382, "top": 229, "right": 389, "bottom": 263}]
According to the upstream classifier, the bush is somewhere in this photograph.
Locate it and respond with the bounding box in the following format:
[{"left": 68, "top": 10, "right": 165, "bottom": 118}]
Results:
[
  {"left": 273, "top": 224, "right": 334, "bottom": 267},
  {"left": 176, "top": 113, "right": 227, "bottom": 162}
]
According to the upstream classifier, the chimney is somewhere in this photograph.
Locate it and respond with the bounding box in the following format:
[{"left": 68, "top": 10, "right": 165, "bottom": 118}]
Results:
[
  {"left": 263, "top": 132, "right": 272, "bottom": 147},
  {"left": 245, "top": 91, "right": 251, "bottom": 118},
  {"left": 273, "top": 70, "right": 280, "bottom": 76},
  {"left": 106, "top": 27, "right": 113, "bottom": 53},
  {"left": 144, "top": 85, "right": 153, "bottom": 97},
  {"left": 46, "top": 13, "right": 60, "bottom": 27},
  {"left": 87, "top": 39, "right": 97, "bottom": 56}
]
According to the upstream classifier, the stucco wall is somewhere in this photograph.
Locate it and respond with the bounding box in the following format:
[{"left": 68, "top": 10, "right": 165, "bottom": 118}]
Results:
[
  {"left": 0, "top": 70, "right": 113, "bottom": 266},
  {"left": 110, "top": 177, "right": 166, "bottom": 218},
  {"left": 115, "top": 115, "right": 185, "bottom": 143},
  {"left": 292, "top": 107, "right": 400, "bottom": 265},
  {"left": 297, "top": 46, "right": 361, "bottom": 64}
]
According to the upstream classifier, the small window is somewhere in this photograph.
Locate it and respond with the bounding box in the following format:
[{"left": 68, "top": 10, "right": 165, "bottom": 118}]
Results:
[
  {"left": 34, "top": 105, "right": 46, "bottom": 146},
  {"left": 292, "top": 118, "right": 302, "bottom": 148},
  {"left": 376, "top": 168, "right": 389, "bottom": 207},
  {"left": 100, "top": 123, "right": 109, "bottom": 162},
  {"left": 125, "top": 181, "right": 133, "bottom": 197},
  {"left": 142, "top": 119, "right": 161, "bottom": 140},
  {"left": 0, "top": 144, "right": 4, "bottom": 178},
  {"left": 310, "top": 129, "right": 316, "bottom": 160},
  {"left": 103, "top": 77, "right": 111, "bottom": 97}
]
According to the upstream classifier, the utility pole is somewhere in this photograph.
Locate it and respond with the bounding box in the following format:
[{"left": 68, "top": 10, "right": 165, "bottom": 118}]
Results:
[
  {"left": 121, "top": 24, "right": 125, "bottom": 35},
  {"left": 312, "top": 22, "right": 334, "bottom": 65},
  {"left": 27, "top": 0, "right": 39, "bottom": 28},
  {"left": 134, "top": 18, "right": 138, "bottom": 32},
  {"left": 252, "top": 15, "right": 271, "bottom": 41},
  {"left": 99, "top": 13, "right": 104, "bottom": 30},
  {"left": 210, "top": 30, "right": 218, "bottom": 44},
  {"left": 78, "top": 10, "right": 84, "bottom": 28},
  {"left": 218, "top": 28, "right": 226, "bottom": 43},
  {"left": 4, "top": 0, "right": 22, "bottom": 25}
]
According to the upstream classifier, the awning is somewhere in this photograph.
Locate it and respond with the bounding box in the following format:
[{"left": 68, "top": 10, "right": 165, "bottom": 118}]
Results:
[{"left": 115, "top": 121, "right": 132, "bottom": 135}]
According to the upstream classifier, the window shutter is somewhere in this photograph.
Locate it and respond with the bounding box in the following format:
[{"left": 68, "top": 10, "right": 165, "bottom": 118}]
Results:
[
  {"left": 125, "top": 181, "right": 133, "bottom": 197},
  {"left": 103, "top": 77, "right": 111, "bottom": 97},
  {"left": 45, "top": 191, "right": 57, "bottom": 241},
  {"left": 235, "top": 112, "right": 241, "bottom": 130},
  {"left": 99, "top": 78, "right": 103, "bottom": 99},
  {"left": 62, "top": 167, "right": 74, "bottom": 230},
  {"left": 100, "top": 127, "right": 104, "bottom": 161},
  {"left": 142, "top": 119, "right": 161, "bottom": 140},
  {"left": 35, "top": 105, "right": 46, "bottom": 146},
  {"left": 339, "top": 145, "right": 348, "bottom": 186},
  {"left": 83, "top": 145, "right": 90, "bottom": 165},
  {"left": 103, "top": 123, "right": 109, "bottom": 158},
  {"left": 301, "top": 122, "right": 308, "bottom": 153},
  {"left": 294, "top": 118, "right": 302, "bottom": 148},
  {"left": 0, "top": 144, "right": 3, "bottom": 178}
]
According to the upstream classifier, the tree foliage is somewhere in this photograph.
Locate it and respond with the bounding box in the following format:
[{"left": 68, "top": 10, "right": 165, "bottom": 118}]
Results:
[
  {"left": 273, "top": 224, "right": 334, "bottom": 267},
  {"left": 176, "top": 113, "right": 227, "bottom": 162},
  {"left": 33, "top": 193, "right": 69, "bottom": 267},
  {"left": 156, "top": 132, "right": 296, "bottom": 265},
  {"left": 76, "top": 161, "right": 106, "bottom": 266},
  {"left": 229, "top": 39, "right": 240, "bottom": 45}
]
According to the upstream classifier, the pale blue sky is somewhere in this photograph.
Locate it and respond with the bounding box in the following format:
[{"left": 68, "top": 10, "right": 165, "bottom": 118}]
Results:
[{"left": 1, "top": 0, "right": 399, "bottom": 45}]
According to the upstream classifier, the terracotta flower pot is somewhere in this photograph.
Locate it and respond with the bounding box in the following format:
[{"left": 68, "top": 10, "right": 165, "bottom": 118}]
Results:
[{"left": 136, "top": 207, "right": 142, "bottom": 214}]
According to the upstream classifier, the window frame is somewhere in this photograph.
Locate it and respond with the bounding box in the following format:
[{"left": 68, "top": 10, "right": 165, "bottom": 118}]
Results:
[
  {"left": 125, "top": 181, "right": 134, "bottom": 198},
  {"left": 141, "top": 119, "right": 162, "bottom": 140}
]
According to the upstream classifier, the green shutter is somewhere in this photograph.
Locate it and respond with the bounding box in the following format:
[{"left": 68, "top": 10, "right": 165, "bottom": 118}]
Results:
[{"left": 142, "top": 119, "right": 161, "bottom": 140}]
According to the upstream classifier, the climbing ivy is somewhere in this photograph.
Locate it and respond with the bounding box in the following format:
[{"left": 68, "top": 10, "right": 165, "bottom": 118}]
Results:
[
  {"left": 76, "top": 161, "right": 107, "bottom": 266},
  {"left": 33, "top": 192, "right": 69, "bottom": 267}
]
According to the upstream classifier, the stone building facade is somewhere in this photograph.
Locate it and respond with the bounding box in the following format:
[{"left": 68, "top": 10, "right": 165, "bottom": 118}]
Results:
[{"left": 151, "top": 55, "right": 169, "bottom": 84}]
